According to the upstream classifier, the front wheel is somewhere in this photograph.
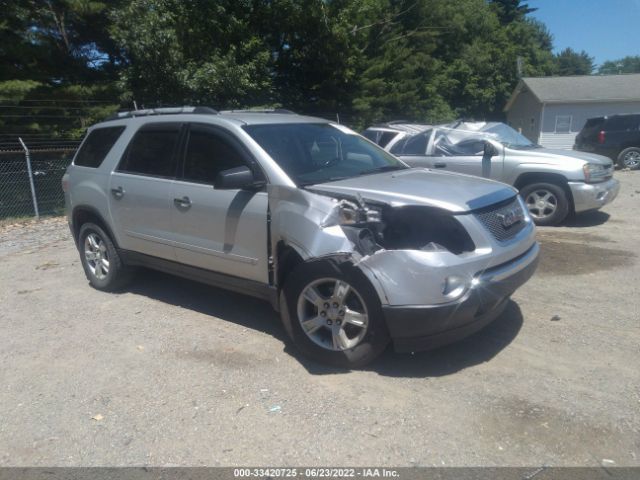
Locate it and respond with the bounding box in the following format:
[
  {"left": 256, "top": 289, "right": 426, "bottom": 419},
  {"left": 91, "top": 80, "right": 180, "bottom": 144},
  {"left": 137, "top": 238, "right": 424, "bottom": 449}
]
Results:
[
  {"left": 519, "top": 182, "right": 570, "bottom": 226},
  {"left": 280, "top": 260, "right": 389, "bottom": 368},
  {"left": 617, "top": 147, "right": 640, "bottom": 170}
]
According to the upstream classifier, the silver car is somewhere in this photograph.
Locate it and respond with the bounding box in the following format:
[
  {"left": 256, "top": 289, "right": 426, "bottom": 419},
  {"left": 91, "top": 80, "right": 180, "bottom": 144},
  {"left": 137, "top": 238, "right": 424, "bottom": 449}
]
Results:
[
  {"left": 64, "top": 108, "right": 538, "bottom": 368},
  {"left": 384, "top": 121, "right": 620, "bottom": 225}
]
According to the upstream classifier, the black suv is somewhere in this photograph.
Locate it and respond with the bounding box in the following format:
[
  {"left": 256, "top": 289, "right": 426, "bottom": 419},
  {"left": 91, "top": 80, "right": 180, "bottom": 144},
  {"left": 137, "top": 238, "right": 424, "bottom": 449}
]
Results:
[{"left": 574, "top": 114, "right": 640, "bottom": 169}]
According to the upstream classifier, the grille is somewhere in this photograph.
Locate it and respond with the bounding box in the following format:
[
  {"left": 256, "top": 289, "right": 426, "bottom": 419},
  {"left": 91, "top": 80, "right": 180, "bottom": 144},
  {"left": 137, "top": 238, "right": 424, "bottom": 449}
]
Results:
[{"left": 474, "top": 197, "right": 527, "bottom": 242}]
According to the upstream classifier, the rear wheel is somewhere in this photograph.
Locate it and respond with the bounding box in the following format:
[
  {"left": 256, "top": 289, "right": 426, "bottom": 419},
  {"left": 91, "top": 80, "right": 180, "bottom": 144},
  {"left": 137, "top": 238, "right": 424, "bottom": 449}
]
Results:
[
  {"left": 617, "top": 147, "right": 640, "bottom": 170},
  {"left": 280, "top": 260, "right": 389, "bottom": 368},
  {"left": 79, "top": 222, "right": 133, "bottom": 291},
  {"left": 520, "top": 182, "right": 570, "bottom": 226}
]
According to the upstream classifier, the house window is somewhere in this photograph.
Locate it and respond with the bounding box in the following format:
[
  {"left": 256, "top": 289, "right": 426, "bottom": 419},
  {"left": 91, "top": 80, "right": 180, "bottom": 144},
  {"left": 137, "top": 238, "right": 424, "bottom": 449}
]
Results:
[{"left": 555, "top": 115, "right": 572, "bottom": 133}]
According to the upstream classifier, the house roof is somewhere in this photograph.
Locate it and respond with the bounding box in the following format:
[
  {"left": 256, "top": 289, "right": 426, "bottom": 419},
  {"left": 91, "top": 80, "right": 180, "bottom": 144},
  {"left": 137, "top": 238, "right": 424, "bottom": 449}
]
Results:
[{"left": 504, "top": 73, "right": 640, "bottom": 111}]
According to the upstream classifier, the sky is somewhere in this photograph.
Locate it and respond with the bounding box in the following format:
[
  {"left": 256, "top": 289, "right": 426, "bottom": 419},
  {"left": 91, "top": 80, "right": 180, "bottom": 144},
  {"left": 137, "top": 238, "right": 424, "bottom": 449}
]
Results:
[{"left": 529, "top": 0, "right": 640, "bottom": 67}]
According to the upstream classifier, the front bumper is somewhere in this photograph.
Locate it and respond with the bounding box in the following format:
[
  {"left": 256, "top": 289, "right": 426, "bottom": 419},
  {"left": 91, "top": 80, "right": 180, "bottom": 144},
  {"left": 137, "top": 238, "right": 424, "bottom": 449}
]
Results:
[
  {"left": 568, "top": 178, "right": 620, "bottom": 213},
  {"left": 383, "top": 242, "right": 539, "bottom": 353}
]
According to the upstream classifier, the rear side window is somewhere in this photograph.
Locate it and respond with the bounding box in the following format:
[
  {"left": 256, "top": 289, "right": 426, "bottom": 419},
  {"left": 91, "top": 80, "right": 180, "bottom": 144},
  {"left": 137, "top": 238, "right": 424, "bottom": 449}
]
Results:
[
  {"left": 74, "top": 126, "right": 125, "bottom": 168},
  {"left": 118, "top": 123, "right": 181, "bottom": 178},
  {"left": 605, "top": 115, "right": 640, "bottom": 131},
  {"left": 378, "top": 131, "right": 398, "bottom": 147},
  {"left": 181, "top": 125, "right": 247, "bottom": 184},
  {"left": 391, "top": 132, "right": 430, "bottom": 155}
]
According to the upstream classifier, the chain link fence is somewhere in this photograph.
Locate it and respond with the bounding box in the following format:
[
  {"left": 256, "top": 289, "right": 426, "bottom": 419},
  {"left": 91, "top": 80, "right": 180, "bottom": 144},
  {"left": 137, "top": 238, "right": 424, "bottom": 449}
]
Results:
[{"left": 0, "top": 137, "right": 80, "bottom": 220}]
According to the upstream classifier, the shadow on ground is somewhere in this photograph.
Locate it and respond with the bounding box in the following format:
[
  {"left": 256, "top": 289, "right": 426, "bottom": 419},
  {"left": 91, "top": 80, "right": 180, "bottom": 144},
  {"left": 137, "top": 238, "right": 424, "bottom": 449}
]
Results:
[
  {"left": 297, "top": 300, "right": 523, "bottom": 378},
  {"left": 563, "top": 210, "right": 610, "bottom": 228},
  {"left": 128, "top": 269, "right": 285, "bottom": 341},
  {"left": 128, "top": 269, "right": 523, "bottom": 378}
]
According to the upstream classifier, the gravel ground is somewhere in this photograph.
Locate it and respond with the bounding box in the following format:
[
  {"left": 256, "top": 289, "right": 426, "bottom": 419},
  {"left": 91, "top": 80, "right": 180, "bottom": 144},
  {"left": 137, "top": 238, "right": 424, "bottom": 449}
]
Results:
[{"left": 0, "top": 172, "right": 638, "bottom": 467}]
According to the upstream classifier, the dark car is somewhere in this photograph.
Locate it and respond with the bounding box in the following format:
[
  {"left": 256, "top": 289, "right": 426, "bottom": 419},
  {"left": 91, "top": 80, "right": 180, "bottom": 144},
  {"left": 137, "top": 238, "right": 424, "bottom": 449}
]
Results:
[{"left": 574, "top": 114, "right": 640, "bottom": 169}]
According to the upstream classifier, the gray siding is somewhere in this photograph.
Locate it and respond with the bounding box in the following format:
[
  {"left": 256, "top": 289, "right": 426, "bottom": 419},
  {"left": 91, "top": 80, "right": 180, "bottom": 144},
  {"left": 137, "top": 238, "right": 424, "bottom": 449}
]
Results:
[
  {"left": 537, "top": 102, "right": 640, "bottom": 149},
  {"left": 541, "top": 101, "right": 640, "bottom": 134},
  {"left": 506, "top": 89, "right": 542, "bottom": 142}
]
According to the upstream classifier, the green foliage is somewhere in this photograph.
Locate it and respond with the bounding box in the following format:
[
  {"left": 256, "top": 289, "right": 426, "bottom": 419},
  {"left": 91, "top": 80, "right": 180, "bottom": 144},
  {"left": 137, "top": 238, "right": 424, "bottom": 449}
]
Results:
[
  {"left": 0, "top": 0, "right": 619, "bottom": 137},
  {"left": 553, "top": 47, "right": 594, "bottom": 76},
  {"left": 599, "top": 56, "right": 640, "bottom": 75},
  {"left": 110, "top": 0, "right": 273, "bottom": 107}
]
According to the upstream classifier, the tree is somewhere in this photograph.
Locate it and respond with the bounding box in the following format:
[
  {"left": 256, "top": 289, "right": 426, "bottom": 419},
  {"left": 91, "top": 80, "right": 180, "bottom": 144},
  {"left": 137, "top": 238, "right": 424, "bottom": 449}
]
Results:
[
  {"left": 489, "top": 0, "right": 537, "bottom": 24},
  {"left": 553, "top": 47, "right": 594, "bottom": 76},
  {"left": 598, "top": 56, "right": 640, "bottom": 75},
  {"left": 0, "top": 0, "right": 124, "bottom": 137},
  {"left": 111, "top": 0, "right": 273, "bottom": 108}
]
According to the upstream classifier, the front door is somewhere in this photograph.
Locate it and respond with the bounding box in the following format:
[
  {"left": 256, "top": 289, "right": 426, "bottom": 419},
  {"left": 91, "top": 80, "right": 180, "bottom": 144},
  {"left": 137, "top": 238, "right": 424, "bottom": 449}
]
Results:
[
  {"left": 108, "top": 122, "right": 183, "bottom": 260},
  {"left": 170, "top": 123, "right": 269, "bottom": 283}
]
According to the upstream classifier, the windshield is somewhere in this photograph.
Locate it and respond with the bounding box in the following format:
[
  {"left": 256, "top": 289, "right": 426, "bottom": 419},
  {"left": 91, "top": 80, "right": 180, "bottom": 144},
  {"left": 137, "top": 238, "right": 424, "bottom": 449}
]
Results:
[
  {"left": 483, "top": 123, "right": 539, "bottom": 149},
  {"left": 243, "top": 123, "right": 407, "bottom": 185}
]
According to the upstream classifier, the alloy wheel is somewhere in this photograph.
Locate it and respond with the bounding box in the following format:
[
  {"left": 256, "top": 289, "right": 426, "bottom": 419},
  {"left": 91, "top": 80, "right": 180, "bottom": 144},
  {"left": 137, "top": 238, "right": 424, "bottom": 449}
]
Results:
[
  {"left": 623, "top": 150, "right": 640, "bottom": 169},
  {"left": 296, "top": 277, "right": 369, "bottom": 351},
  {"left": 84, "top": 232, "right": 109, "bottom": 280},
  {"left": 525, "top": 189, "right": 558, "bottom": 220}
]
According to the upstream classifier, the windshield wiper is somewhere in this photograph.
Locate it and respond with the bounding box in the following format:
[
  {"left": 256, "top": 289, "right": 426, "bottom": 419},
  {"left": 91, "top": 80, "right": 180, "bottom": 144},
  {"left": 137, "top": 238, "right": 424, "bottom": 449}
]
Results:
[
  {"left": 299, "top": 176, "right": 351, "bottom": 187},
  {"left": 359, "top": 165, "right": 406, "bottom": 175}
]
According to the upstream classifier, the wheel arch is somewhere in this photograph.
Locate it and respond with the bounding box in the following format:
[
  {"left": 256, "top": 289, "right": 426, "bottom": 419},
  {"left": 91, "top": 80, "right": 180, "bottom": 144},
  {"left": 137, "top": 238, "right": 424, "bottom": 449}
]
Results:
[
  {"left": 71, "top": 206, "right": 119, "bottom": 248},
  {"left": 514, "top": 172, "right": 575, "bottom": 213}
]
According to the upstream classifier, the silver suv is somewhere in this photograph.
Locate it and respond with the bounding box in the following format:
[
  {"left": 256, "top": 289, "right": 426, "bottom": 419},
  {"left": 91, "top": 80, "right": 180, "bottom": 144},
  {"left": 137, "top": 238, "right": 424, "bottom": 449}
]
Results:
[
  {"left": 64, "top": 107, "right": 539, "bottom": 368},
  {"left": 370, "top": 121, "right": 620, "bottom": 226}
]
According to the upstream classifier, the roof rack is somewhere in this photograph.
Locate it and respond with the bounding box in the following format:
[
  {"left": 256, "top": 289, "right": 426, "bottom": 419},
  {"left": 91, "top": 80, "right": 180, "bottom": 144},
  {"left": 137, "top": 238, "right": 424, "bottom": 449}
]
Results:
[
  {"left": 219, "top": 108, "right": 297, "bottom": 114},
  {"left": 105, "top": 106, "right": 218, "bottom": 121}
]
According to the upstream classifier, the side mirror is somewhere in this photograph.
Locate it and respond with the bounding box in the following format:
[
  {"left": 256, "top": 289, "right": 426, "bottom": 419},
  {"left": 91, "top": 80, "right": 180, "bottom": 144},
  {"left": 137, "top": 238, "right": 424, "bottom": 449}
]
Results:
[
  {"left": 483, "top": 141, "right": 498, "bottom": 158},
  {"left": 214, "top": 166, "right": 263, "bottom": 190}
]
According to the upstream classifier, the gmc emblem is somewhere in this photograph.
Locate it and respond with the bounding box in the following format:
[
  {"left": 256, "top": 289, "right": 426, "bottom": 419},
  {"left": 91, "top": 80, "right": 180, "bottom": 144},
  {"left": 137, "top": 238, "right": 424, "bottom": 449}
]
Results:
[{"left": 497, "top": 208, "right": 524, "bottom": 228}]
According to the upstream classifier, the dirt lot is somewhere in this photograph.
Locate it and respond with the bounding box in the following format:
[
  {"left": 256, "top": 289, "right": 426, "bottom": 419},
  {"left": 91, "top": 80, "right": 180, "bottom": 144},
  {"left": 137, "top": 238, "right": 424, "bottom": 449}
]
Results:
[{"left": 0, "top": 172, "right": 638, "bottom": 467}]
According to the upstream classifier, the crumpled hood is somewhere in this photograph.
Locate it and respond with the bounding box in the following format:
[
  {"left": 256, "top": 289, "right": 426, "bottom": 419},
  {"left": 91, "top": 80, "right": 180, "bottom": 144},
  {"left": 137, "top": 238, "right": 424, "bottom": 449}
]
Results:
[{"left": 307, "top": 168, "right": 517, "bottom": 213}]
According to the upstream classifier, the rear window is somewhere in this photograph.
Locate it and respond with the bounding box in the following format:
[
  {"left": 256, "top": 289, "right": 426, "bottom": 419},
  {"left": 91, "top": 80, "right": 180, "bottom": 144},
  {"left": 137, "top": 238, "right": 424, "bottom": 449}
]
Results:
[
  {"left": 74, "top": 126, "right": 125, "bottom": 168},
  {"left": 583, "top": 117, "right": 605, "bottom": 129}
]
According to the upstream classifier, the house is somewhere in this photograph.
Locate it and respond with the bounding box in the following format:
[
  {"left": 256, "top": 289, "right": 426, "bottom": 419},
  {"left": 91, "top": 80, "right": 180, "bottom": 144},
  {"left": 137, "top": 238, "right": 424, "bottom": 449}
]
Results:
[{"left": 504, "top": 73, "right": 640, "bottom": 149}]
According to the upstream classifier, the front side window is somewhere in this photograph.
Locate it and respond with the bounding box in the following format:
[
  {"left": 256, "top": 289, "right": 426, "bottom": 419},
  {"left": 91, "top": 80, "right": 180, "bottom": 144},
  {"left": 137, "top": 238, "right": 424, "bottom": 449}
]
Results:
[
  {"left": 181, "top": 125, "right": 247, "bottom": 184},
  {"left": 244, "top": 123, "right": 406, "bottom": 186},
  {"left": 118, "top": 123, "right": 181, "bottom": 177},
  {"left": 74, "top": 126, "right": 125, "bottom": 168},
  {"left": 433, "top": 129, "right": 486, "bottom": 156}
]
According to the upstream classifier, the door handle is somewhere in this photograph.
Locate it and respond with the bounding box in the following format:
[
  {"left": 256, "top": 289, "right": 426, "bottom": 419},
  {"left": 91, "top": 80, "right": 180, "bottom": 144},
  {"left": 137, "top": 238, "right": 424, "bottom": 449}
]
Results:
[
  {"left": 173, "top": 196, "right": 192, "bottom": 208},
  {"left": 111, "top": 186, "right": 125, "bottom": 198},
  {"left": 433, "top": 162, "right": 447, "bottom": 168}
]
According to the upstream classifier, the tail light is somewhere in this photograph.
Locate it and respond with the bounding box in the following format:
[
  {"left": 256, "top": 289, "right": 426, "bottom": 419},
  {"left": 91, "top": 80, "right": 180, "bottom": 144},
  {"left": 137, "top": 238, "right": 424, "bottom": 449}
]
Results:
[
  {"left": 61, "top": 173, "right": 69, "bottom": 192},
  {"left": 597, "top": 130, "right": 606, "bottom": 144}
]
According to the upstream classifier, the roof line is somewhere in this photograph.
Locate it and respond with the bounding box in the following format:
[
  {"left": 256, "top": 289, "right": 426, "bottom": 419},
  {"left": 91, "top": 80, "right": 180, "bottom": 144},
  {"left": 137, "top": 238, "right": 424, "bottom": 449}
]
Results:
[{"left": 521, "top": 73, "right": 640, "bottom": 79}]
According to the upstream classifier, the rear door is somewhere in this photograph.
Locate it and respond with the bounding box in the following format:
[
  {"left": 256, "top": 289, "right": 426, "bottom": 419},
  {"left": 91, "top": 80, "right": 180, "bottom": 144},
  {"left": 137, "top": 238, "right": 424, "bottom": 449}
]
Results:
[
  {"left": 170, "top": 123, "right": 269, "bottom": 283},
  {"left": 108, "top": 122, "right": 182, "bottom": 260},
  {"left": 603, "top": 115, "right": 640, "bottom": 148}
]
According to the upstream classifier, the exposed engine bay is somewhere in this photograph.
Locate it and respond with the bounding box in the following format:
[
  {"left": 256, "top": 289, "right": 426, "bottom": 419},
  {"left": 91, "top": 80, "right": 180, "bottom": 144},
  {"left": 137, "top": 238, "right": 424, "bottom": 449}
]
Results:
[{"left": 320, "top": 193, "right": 476, "bottom": 256}]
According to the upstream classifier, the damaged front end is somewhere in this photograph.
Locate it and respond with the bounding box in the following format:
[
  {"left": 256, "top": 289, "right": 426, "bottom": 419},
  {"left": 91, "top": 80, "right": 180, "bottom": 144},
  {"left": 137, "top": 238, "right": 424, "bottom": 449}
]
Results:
[
  {"left": 321, "top": 193, "right": 476, "bottom": 257},
  {"left": 268, "top": 182, "right": 533, "bottom": 308},
  {"left": 268, "top": 177, "right": 538, "bottom": 352}
]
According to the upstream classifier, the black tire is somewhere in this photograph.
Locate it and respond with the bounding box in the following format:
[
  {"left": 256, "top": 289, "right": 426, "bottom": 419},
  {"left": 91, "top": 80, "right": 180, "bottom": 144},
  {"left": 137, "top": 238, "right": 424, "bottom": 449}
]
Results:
[
  {"left": 616, "top": 147, "right": 640, "bottom": 170},
  {"left": 280, "top": 259, "right": 390, "bottom": 369},
  {"left": 519, "top": 182, "right": 570, "bottom": 226},
  {"left": 78, "top": 222, "right": 133, "bottom": 291}
]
